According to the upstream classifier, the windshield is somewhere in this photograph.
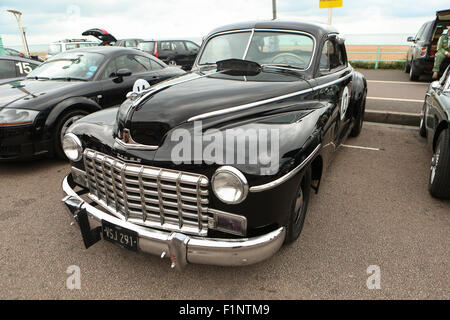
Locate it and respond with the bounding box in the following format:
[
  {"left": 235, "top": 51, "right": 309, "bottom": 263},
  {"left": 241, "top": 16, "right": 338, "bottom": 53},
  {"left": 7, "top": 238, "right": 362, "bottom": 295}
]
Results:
[
  {"left": 138, "top": 42, "right": 155, "bottom": 52},
  {"left": 27, "top": 51, "right": 104, "bottom": 80},
  {"left": 198, "top": 31, "right": 315, "bottom": 70}
]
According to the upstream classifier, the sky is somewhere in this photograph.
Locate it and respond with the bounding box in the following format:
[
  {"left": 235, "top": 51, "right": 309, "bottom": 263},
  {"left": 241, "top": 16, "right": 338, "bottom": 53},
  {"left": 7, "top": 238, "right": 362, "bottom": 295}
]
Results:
[{"left": 0, "top": 0, "right": 449, "bottom": 46}]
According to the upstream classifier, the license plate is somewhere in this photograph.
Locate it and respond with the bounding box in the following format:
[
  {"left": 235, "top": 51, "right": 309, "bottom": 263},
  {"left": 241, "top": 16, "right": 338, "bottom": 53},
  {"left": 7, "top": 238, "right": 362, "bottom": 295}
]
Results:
[{"left": 102, "top": 220, "right": 138, "bottom": 251}]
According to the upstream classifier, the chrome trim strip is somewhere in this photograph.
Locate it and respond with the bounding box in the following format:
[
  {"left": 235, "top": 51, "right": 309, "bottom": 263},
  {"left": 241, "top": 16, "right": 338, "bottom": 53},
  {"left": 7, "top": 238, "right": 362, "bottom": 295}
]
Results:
[
  {"left": 249, "top": 144, "right": 321, "bottom": 193},
  {"left": 114, "top": 128, "right": 159, "bottom": 151},
  {"left": 187, "top": 71, "right": 353, "bottom": 122},
  {"left": 62, "top": 175, "right": 286, "bottom": 269},
  {"left": 242, "top": 28, "right": 255, "bottom": 59}
]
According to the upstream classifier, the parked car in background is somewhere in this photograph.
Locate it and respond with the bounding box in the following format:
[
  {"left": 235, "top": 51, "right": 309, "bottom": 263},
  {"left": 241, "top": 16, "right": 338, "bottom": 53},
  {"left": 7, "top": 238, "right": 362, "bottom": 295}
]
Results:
[
  {"left": 46, "top": 39, "right": 99, "bottom": 59},
  {"left": 82, "top": 28, "right": 142, "bottom": 48},
  {"left": 0, "top": 46, "right": 185, "bottom": 161},
  {"left": 419, "top": 65, "right": 450, "bottom": 199},
  {"left": 4, "top": 48, "right": 43, "bottom": 62},
  {"left": 61, "top": 20, "right": 367, "bottom": 270},
  {"left": 138, "top": 39, "right": 200, "bottom": 70},
  {"left": 406, "top": 9, "right": 450, "bottom": 81},
  {"left": 0, "top": 55, "right": 40, "bottom": 85}
]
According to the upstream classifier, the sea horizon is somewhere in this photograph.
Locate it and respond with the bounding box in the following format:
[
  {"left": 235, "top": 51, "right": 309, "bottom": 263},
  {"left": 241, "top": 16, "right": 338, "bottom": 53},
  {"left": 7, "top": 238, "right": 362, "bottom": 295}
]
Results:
[{"left": 4, "top": 33, "right": 413, "bottom": 53}]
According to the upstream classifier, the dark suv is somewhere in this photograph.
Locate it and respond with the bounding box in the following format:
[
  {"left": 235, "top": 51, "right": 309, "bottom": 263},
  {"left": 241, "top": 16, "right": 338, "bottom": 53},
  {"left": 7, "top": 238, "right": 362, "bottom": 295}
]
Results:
[
  {"left": 137, "top": 40, "right": 200, "bottom": 70},
  {"left": 406, "top": 9, "right": 450, "bottom": 80}
]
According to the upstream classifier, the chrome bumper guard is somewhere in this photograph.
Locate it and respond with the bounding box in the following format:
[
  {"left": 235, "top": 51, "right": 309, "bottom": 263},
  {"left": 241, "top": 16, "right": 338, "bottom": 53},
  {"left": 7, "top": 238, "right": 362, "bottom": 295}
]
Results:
[{"left": 62, "top": 174, "right": 286, "bottom": 271}]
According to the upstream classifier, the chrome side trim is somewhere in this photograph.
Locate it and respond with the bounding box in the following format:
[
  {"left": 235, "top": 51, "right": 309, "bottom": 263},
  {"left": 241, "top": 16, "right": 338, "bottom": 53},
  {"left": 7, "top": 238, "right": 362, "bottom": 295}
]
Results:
[
  {"left": 188, "top": 87, "right": 314, "bottom": 122},
  {"left": 249, "top": 144, "right": 321, "bottom": 193},
  {"left": 187, "top": 71, "right": 353, "bottom": 122}
]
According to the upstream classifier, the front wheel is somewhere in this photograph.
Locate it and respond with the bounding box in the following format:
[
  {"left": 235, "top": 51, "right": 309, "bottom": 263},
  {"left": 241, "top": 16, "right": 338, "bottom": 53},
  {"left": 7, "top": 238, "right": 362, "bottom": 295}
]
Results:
[
  {"left": 428, "top": 129, "right": 450, "bottom": 199},
  {"left": 284, "top": 165, "right": 311, "bottom": 244},
  {"left": 54, "top": 109, "right": 89, "bottom": 159}
]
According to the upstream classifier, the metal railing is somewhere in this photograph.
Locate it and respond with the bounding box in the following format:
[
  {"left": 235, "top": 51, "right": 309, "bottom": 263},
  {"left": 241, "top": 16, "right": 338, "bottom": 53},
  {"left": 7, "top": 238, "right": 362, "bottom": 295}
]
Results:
[{"left": 347, "top": 44, "right": 409, "bottom": 69}]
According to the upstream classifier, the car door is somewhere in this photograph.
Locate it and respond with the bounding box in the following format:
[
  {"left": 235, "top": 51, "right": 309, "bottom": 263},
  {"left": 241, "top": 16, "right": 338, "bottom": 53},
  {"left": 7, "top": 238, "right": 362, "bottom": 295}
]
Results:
[
  {"left": 426, "top": 67, "right": 450, "bottom": 149},
  {"left": 158, "top": 41, "right": 173, "bottom": 63},
  {"left": 99, "top": 54, "right": 162, "bottom": 108},
  {"left": 171, "top": 41, "right": 189, "bottom": 66},
  {"left": 314, "top": 36, "right": 353, "bottom": 156}
]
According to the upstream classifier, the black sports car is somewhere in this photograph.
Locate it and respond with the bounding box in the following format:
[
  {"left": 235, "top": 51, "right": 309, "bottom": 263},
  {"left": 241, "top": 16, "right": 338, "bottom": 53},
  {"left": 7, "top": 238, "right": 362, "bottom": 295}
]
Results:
[
  {"left": 62, "top": 20, "right": 367, "bottom": 270},
  {"left": 419, "top": 65, "right": 450, "bottom": 199},
  {"left": 0, "top": 46, "right": 185, "bottom": 161}
]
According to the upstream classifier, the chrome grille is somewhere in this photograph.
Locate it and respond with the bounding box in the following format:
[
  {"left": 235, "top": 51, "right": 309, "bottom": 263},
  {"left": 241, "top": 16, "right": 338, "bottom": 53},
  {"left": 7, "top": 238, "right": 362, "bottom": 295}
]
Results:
[{"left": 83, "top": 149, "right": 209, "bottom": 236}]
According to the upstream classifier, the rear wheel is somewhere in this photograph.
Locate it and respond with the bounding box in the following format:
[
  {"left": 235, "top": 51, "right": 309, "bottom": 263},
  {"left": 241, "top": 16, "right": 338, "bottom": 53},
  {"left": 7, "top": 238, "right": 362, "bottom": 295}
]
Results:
[
  {"left": 349, "top": 90, "right": 367, "bottom": 137},
  {"left": 409, "top": 63, "right": 420, "bottom": 81},
  {"left": 284, "top": 166, "right": 311, "bottom": 244},
  {"left": 168, "top": 60, "right": 177, "bottom": 66},
  {"left": 404, "top": 59, "right": 411, "bottom": 73},
  {"left": 54, "top": 109, "right": 89, "bottom": 159},
  {"left": 428, "top": 129, "right": 450, "bottom": 199}
]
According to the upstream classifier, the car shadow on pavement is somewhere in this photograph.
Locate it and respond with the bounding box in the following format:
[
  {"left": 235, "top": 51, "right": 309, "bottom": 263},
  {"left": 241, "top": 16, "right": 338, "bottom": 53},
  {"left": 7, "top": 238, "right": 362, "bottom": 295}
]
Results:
[{"left": 0, "top": 158, "right": 69, "bottom": 175}]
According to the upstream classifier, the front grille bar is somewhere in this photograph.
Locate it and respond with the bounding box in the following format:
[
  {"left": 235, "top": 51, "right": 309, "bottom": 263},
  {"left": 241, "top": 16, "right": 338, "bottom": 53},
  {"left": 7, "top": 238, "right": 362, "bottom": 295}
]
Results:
[{"left": 83, "top": 149, "right": 209, "bottom": 236}]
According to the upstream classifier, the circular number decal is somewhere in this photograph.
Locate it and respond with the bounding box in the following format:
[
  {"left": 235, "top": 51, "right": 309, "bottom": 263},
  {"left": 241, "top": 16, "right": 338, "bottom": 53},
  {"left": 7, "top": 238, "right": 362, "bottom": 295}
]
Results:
[{"left": 340, "top": 86, "right": 350, "bottom": 120}]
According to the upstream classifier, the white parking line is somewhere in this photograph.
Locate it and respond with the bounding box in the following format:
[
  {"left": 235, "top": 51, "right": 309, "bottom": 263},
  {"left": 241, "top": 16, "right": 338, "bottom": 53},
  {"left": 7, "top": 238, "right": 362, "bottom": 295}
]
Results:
[
  {"left": 341, "top": 144, "right": 380, "bottom": 151},
  {"left": 367, "top": 80, "right": 428, "bottom": 85},
  {"left": 367, "top": 96, "right": 423, "bottom": 103}
]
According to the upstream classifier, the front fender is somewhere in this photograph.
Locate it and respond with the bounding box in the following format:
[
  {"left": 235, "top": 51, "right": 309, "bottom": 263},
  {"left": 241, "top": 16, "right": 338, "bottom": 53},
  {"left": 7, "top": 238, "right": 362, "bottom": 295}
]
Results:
[{"left": 45, "top": 96, "right": 102, "bottom": 129}]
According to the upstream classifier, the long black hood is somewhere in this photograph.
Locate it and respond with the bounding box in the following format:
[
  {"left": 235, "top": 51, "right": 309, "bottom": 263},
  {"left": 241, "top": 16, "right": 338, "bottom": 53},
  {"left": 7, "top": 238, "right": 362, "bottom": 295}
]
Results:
[
  {"left": 0, "top": 79, "right": 87, "bottom": 110},
  {"left": 126, "top": 70, "right": 313, "bottom": 146}
]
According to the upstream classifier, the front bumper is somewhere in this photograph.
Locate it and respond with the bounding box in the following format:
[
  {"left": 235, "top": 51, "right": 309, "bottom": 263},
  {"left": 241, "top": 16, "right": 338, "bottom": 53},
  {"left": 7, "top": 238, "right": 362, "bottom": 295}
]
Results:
[
  {"left": 0, "top": 125, "right": 51, "bottom": 161},
  {"left": 62, "top": 174, "right": 286, "bottom": 270}
]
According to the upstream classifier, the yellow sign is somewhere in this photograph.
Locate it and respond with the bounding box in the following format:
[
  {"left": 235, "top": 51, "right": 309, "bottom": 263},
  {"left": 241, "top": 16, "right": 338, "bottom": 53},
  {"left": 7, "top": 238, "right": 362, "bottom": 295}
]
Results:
[{"left": 319, "top": 0, "right": 343, "bottom": 9}]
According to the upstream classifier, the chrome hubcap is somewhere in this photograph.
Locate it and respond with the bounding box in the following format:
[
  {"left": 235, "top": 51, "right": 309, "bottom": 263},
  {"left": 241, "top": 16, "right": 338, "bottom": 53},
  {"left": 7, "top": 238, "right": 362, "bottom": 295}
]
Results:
[
  {"left": 169, "top": 61, "right": 177, "bottom": 66},
  {"left": 430, "top": 144, "right": 441, "bottom": 184},
  {"left": 294, "top": 188, "right": 304, "bottom": 223}
]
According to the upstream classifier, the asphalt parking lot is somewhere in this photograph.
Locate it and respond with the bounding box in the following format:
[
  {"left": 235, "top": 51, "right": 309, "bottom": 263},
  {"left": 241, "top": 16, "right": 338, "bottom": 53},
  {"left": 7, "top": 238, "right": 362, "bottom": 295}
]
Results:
[
  {"left": 0, "top": 71, "right": 449, "bottom": 300},
  {"left": 360, "top": 69, "right": 430, "bottom": 114}
]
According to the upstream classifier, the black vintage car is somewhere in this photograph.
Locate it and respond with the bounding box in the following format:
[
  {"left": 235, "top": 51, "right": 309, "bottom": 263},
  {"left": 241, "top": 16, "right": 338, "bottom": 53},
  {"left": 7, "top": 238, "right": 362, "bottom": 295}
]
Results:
[
  {"left": 0, "top": 46, "right": 184, "bottom": 161},
  {"left": 419, "top": 65, "right": 450, "bottom": 199},
  {"left": 61, "top": 20, "right": 367, "bottom": 270}
]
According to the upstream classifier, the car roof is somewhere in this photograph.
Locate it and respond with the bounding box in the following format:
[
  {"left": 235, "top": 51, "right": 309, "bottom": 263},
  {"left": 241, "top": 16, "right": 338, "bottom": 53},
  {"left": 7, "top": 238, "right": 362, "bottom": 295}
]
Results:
[
  {"left": 205, "top": 20, "right": 339, "bottom": 39},
  {"left": 0, "top": 55, "right": 41, "bottom": 64}
]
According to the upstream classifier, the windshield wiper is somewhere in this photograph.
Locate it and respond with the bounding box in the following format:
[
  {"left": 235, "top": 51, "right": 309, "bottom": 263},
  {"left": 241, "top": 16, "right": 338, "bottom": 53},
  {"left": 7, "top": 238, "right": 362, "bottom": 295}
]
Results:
[
  {"left": 261, "top": 64, "right": 306, "bottom": 78},
  {"left": 50, "top": 77, "right": 87, "bottom": 81}
]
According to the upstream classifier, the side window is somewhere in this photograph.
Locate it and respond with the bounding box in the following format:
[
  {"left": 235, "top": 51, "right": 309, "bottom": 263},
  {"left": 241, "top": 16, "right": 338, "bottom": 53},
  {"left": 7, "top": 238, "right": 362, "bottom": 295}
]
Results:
[
  {"left": 160, "top": 42, "right": 171, "bottom": 51},
  {"left": 115, "top": 54, "right": 149, "bottom": 74},
  {"left": 329, "top": 39, "right": 346, "bottom": 70},
  {"left": 150, "top": 59, "right": 164, "bottom": 70},
  {"left": 185, "top": 41, "right": 199, "bottom": 52},
  {"left": 415, "top": 24, "right": 426, "bottom": 41},
  {"left": 319, "top": 40, "right": 331, "bottom": 72},
  {"left": 0, "top": 60, "right": 17, "bottom": 79},
  {"left": 65, "top": 44, "right": 79, "bottom": 50},
  {"left": 103, "top": 58, "right": 117, "bottom": 78},
  {"left": 172, "top": 41, "right": 186, "bottom": 52},
  {"left": 134, "top": 55, "right": 152, "bottom": 70},
  {"left": 125, "top": 40, "right": 137, "bottom": 47}
]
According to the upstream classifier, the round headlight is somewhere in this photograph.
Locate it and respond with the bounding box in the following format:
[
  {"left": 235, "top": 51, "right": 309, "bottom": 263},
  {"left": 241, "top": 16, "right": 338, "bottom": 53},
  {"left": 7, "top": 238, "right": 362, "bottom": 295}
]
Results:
[
  {"left": 211, "top": 166, "right": 248, "bottom": 204},
  {"left": 62, "top": 133, "right": 82, "bottom": 161}
]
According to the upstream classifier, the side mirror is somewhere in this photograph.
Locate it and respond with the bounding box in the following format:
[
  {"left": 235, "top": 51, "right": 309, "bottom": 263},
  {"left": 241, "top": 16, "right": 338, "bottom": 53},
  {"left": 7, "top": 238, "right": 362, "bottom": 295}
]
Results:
[
  {"left": 407, "top": 36, "right": 415, "bottom": 42},
  {"left": 431, "top": 81, "right": 441, "bottom": 91},
  {"left": 115, "top": 68, "right": 132, "bottom": 77}
]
